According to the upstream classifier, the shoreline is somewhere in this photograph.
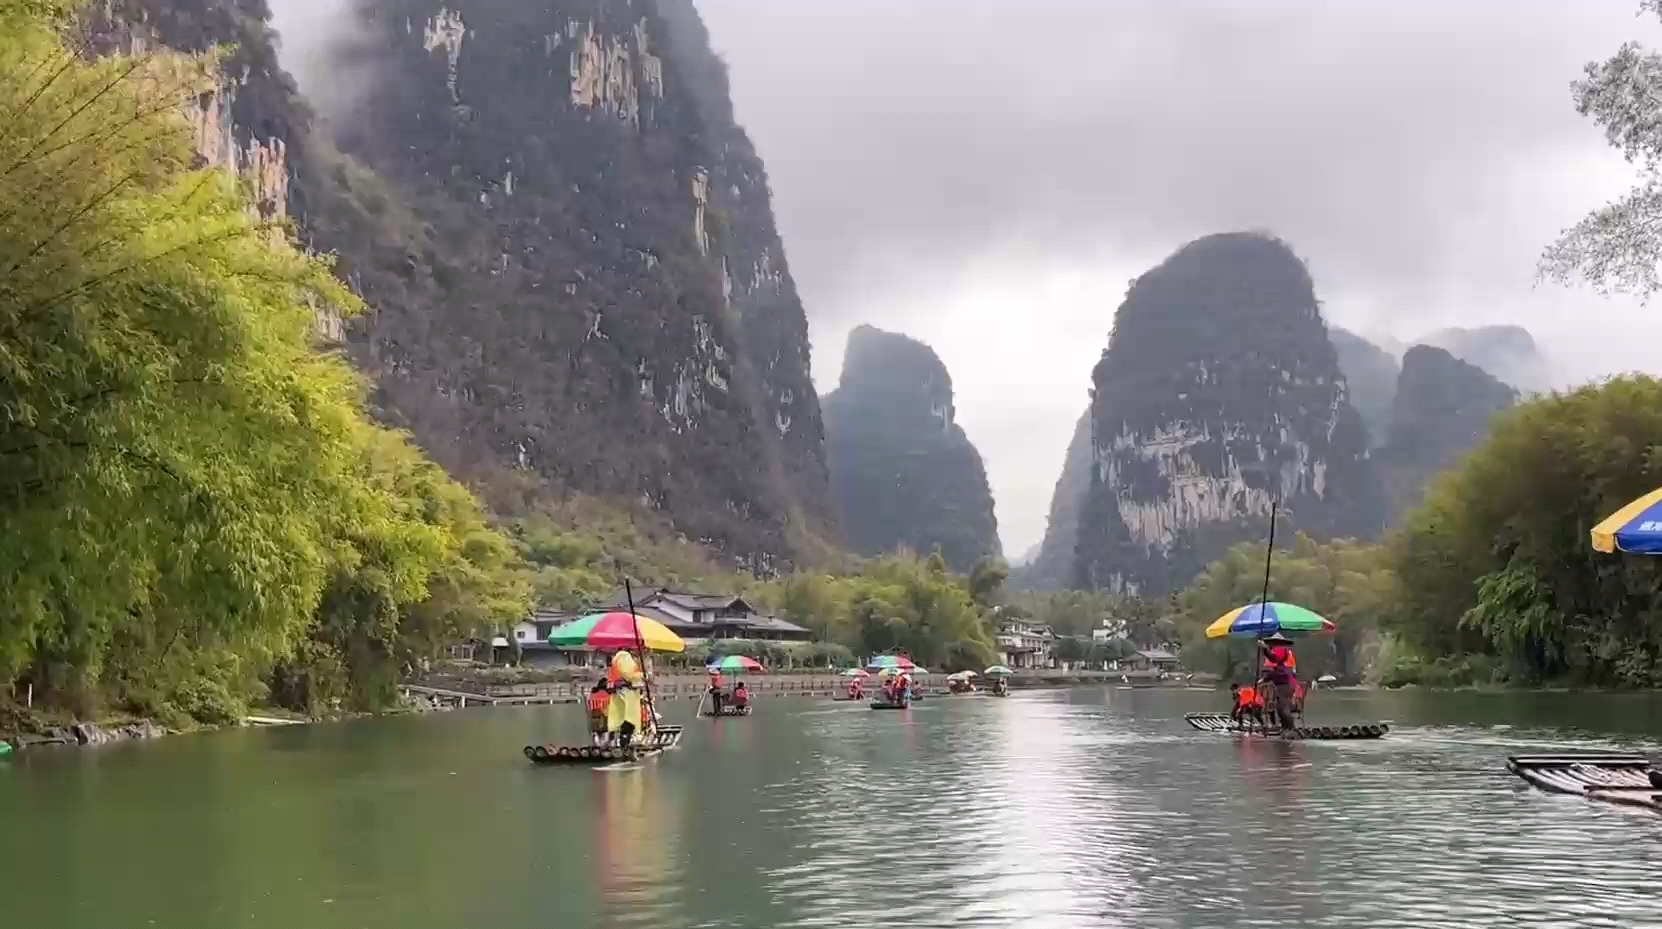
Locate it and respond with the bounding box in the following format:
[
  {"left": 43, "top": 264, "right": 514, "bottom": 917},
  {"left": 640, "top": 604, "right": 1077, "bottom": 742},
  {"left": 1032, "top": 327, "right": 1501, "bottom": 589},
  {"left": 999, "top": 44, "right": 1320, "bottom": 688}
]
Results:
[{"left": 11, "top": 677, "right": 1645, "bottom": 755}]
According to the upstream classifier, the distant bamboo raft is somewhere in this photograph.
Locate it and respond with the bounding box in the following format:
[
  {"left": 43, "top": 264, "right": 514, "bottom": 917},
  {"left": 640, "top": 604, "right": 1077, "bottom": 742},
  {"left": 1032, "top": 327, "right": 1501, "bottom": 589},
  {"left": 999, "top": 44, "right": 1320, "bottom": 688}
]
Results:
[
  {"left": 699, "top": 705, "right": 752, "bottom": 717},
  {"left": 1184, "top": 713, "right": 1389, "bottom": 739},
  {"left": 1508, "top": 753, "right": 1662, "bottom": 810},
  {"left": 523, "top": 725, "right": 683, "bottom": 765}
]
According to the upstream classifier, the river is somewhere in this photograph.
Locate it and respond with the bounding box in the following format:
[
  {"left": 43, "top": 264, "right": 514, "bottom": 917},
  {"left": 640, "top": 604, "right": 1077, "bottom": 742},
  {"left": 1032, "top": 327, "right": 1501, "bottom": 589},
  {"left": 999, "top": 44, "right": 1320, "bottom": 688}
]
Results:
[{"left": 6, "top": 687, "right": 1662, "bottom": 928}]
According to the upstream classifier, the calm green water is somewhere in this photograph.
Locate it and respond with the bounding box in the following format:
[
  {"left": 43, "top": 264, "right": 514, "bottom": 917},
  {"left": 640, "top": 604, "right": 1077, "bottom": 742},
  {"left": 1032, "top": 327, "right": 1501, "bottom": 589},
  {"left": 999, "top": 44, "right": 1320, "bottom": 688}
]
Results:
[{"left": 6, "top": 688, "right": 1662, "bottom": 928}]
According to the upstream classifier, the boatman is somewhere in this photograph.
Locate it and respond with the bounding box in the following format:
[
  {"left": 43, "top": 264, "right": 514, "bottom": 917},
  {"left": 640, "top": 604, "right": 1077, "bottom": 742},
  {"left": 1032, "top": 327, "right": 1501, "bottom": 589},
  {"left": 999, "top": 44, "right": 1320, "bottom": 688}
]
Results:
[
  {"left": 1259, "top": 634, "right": 1298, "bottom": 732},
  {"left": 707, "top": 665, "right": 725, "bottom": 715}
]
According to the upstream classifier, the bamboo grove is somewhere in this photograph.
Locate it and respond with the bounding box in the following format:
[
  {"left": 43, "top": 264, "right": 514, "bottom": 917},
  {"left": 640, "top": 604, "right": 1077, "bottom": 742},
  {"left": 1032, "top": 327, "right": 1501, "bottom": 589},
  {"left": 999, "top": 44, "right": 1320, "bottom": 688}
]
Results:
[{"left": 0, "top": 1, "right": 530, "bottom": 723}]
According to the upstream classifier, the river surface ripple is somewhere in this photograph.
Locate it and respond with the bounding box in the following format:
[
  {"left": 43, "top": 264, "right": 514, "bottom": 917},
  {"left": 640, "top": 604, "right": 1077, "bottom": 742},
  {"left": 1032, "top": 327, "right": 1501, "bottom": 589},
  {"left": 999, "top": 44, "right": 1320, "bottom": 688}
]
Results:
[{"left": 5, "top": 688, "right": 1662, "bottom": 928}]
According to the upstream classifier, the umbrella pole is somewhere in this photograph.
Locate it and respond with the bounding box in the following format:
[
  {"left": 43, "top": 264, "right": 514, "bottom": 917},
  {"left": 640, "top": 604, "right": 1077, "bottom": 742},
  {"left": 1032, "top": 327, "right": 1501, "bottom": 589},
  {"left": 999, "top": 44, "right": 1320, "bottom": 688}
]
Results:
[
  {"left": 625, "top": 579, "right": 656, "bottom": 737},
  {"left": 1260, "top": 499, "right": 1278, "bottom": 610}
]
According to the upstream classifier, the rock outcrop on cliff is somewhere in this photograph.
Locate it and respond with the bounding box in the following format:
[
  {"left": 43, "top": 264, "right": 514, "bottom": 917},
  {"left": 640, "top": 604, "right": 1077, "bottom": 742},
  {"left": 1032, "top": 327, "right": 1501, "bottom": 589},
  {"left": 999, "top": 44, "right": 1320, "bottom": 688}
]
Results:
[
  {"left": 1329, "top": 326, "right": 1399, "bottom": 449},
  {"left": 1378, "top": 345, "right": 1516, "bottom": 522},
  {"left": 1012, "top": 408, "right": 1093, "bottom": 591},
  {"left": 1072, "top": 233, "right": 1384, "bottom": 595},
  {"left": 281, "top": 0, "right": 832, "bottom": 568},
  {"left": 1418, "top": 325, "right": 1551, "bottom": 394},
  {"left": 823, "top": 326, "right": 1001, "bottom": 571}
]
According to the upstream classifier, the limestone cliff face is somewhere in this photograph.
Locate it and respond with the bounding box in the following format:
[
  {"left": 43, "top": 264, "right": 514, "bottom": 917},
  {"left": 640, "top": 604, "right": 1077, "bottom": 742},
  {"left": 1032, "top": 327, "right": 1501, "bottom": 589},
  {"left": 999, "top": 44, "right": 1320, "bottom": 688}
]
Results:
[
  {"left": 1329, "top": 326, "right": 1399, "bottom": 449},
  {"left": 1013, "top": 408, "right": 1092, "bottom": 591},
  {"left": 1073, "top": 233, "right": 1384, "bottom": 595},
  {"left": 823, "top": 326, "right": 1001, "bottom": 572},
  {"left": 1378, "top": 345, "right": 1516, "bottom": 522},
  {"left": 290, "top": 0, "right": 832, "bottom": 567},
  {"left": 83, "top": 0, "right": 338, "bottom": 337}
]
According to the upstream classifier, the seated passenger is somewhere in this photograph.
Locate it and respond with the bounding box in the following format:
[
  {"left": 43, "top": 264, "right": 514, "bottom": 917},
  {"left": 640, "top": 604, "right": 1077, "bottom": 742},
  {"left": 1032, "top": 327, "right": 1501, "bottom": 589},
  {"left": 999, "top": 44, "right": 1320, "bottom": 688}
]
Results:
[
  {"left": 731, "top": 682, "right": 750, "bottom": 709},
  {"left": 1231, "top": 682, "right": 1264, "bottom": 730}
]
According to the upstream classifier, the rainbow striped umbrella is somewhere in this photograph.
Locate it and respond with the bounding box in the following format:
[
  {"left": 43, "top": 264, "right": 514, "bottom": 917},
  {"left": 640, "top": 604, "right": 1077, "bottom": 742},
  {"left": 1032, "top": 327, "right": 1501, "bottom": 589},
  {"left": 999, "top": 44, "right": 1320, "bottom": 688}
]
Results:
[
  {"left": 707, "top": 655, "right": 765, "bottom": 674},
  {"left": 548, "top": 611, "right": 685, "bottom": 653},
  {"left": 867, "top": 655, "right": 917, "bottom": 672},
  {"left": 1204, "top": 602, "right": 1335, "bottom": 640}
]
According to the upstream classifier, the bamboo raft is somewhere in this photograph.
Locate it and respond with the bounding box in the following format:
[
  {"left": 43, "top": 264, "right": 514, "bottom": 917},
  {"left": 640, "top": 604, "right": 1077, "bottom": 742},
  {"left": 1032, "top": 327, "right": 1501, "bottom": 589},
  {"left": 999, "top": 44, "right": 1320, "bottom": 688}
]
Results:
[
  {"left": 1184, "top": 713, "right": 1389, "bottom": 739},
  {"left": 870, "top": 700, "right": 910, "bottom": 710},
  {"left": 1507, "top": 753, "right": 1662, "bottom": 810},
  {"left": 699, "top": 705, "right": 752, "bottom": 717},
  {"left": 524, "top": 726, "right": 684, "bottom": 766}
]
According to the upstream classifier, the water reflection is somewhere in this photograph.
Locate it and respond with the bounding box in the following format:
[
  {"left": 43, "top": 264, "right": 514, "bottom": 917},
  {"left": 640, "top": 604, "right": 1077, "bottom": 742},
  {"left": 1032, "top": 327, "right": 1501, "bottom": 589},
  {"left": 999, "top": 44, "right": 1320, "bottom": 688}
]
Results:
[{"left": 593, "top": 768, "right": 682, "bottom": 925}]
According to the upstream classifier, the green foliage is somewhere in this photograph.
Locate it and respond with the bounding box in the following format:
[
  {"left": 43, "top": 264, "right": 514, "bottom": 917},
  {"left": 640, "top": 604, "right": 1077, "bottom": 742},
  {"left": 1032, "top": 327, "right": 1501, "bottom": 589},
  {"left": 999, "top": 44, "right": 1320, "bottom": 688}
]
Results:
[
  {"left": 507, "top": 495, "right": 749, "bottom": 612},
  {"left": 753, "top": 552, "right": 1000, "bottom": 670},
  {"left": 0, "top": 9, "right": 527, "bottom": 722},
  {"left": 1384, "top": 376, "right": 1662, "bottom": 687},
  {"left": 1172, "top": 534, "right": 1398, "bottom": 682}
]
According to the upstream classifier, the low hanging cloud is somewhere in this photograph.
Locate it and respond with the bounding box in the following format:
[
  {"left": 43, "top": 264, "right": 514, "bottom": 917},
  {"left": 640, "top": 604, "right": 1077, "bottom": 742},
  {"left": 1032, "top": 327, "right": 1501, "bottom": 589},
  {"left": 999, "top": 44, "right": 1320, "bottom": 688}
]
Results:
[{"left": 694, "top": 0, "right": 1662, "bottom": 554}]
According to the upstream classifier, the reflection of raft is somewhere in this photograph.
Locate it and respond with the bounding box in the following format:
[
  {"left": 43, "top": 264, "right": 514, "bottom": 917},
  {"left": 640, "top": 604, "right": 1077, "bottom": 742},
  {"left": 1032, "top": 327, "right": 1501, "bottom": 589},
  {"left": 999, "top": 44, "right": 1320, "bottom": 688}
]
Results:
[
  {"left": 700, "top": 705, "right": 752, "bottom": 717},
  {"left": 1184, "top": 713, "right": 1389, "bottom": 739},
  {"left": 1507, "top": 753, "right": 1661, "bottom": 809},
  {"left": 869, "top": 699, "right": 910, "bottom": 710},
  {"left": 524, "top": 726, "right": 684, "bottom": 765}
]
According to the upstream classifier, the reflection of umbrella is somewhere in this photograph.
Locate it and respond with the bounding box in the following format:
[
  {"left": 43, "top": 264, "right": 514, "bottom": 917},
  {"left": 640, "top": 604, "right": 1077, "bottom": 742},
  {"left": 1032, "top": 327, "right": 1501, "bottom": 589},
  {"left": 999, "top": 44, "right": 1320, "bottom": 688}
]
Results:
[
  {"left": 1591, "top": 488, "right": 1662, "bottom": 554},
  {"left": 1204, "top": 602, "right": 1335, "bottom": 639},
  {"left": 867, "top": 655, "right": 917, "bottom": 672},
  {"left": 841, "top": 668, "right": 869, "bottom": 678},
  {"left": 706, "top": 655, "right": 765, "bottom": 674},
  {"left": 984, "top": 665, "right": 1013, "bottom": 675},
  {"left": 549, "top": 612, "right": 686, "bottom": 653}
]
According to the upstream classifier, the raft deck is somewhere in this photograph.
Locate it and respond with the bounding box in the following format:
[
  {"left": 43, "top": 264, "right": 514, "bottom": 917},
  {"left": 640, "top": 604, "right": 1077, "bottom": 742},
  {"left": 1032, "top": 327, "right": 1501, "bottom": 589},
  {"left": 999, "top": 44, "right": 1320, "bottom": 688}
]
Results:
[
  {"left": 524, "top": 725, "right": 684, "bottom": 766},
  {"left": 1185, "top": 713, "right": 1389, "bottom": 740},
  {"left": 1507, "top": 753, "right": 1660, "bottom": 809},
  {"left": 870, "top": 700, "right": 910, "bottom": 710},
  {"left": 700, "top": 705, "right": 752, "bottom": 717}
]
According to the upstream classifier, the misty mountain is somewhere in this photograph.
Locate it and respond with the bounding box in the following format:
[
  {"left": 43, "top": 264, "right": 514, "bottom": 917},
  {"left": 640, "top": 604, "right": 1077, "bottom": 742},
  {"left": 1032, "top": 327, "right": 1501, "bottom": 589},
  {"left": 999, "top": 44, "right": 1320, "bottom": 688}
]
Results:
[
  {"left": 823, "top": 326, "right": 1001, "bottom": 572},
  {"left": 1418, "top": 325, "right": 1551, "bottom": 394},
  {"left": 1011, "top": 408, "right": 1093, "bottom": 591},
  {"left": 1329, "top": 326, "right": 1399, "bottom": 449},
  {"left": 1378, "top": 345, "right": 1517, "bottom": 523},
  {"left": 1073, "top": 232, "right": 1384, "bottom": 596}
]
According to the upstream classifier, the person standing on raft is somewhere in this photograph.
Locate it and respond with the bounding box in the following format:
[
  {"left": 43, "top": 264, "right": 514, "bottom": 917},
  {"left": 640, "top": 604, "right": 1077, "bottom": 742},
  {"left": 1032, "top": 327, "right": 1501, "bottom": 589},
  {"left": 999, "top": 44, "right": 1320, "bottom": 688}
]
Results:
[
  {"left": 707, "top": 665, "right": 725, "bottom": 715},
  {"left": 1258, "top": 633, "right": 1298, "bottom": 732}
]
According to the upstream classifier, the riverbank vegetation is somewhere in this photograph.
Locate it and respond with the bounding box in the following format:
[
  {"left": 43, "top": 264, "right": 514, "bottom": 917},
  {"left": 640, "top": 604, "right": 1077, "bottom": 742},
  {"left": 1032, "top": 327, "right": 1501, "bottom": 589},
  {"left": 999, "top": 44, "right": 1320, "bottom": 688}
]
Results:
[
  {"left": 0, "top": 4, "right": 529, "bottom": 728},
  {"left": 750, "top": 552, "right": 1003, "bottom": 671},
  {"left": 1165, "top": 377, "right": 1662, "bottom": 689}
]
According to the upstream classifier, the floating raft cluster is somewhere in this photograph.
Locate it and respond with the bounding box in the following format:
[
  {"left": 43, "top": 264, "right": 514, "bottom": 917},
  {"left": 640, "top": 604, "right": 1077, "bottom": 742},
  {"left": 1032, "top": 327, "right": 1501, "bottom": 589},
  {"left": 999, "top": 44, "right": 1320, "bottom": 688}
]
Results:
[
  {"left": 524, "top": 726, "right": 684, "bottom": 766},
  {"left": 1508, "top": 753, "right": 1662, "bottom": 810},
  {"left": 1184, "top": 713, "right": 1389, "bottom": 739}
]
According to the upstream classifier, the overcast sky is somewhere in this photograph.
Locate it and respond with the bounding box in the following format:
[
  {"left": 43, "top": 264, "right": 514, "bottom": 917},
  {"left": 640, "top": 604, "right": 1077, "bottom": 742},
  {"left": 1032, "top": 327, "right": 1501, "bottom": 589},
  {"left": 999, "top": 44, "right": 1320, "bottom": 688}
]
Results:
[
  {"left": 691, "top": 0, "right": 1662, "bottom": 557},
  {"left": 269, "top": 0, "right": 1662, "bottom": 559}
]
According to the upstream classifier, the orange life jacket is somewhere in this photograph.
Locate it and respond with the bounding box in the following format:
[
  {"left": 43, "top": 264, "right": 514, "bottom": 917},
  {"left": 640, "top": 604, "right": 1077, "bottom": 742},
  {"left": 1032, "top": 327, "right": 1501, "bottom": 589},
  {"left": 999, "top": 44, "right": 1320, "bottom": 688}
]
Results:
[
  {"left": 587, "top": 690, "right": 610, "bottom": 713},
  {"left": 1262, "top": 646, "right": 1297, "bottom": 671},
  {"left": 1236, "top": 687, "right": 1263, "bottom": 708}
]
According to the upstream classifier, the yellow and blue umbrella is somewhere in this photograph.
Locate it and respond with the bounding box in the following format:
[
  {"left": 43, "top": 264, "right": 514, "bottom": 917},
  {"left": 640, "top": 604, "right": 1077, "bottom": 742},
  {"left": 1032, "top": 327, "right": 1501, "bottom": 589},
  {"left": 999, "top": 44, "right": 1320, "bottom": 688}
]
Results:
[
  {"left": 1204, "top": 602, "right": 1335, "bottom": 640},
  {"left": 1591, "top": 487, "right": 1662, "bottom": 555}
]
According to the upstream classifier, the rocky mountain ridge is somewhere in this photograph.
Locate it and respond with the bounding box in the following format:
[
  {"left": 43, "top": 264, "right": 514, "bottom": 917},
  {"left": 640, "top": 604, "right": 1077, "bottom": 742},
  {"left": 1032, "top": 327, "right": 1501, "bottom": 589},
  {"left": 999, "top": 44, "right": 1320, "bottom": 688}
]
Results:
[
  {"left": 107, "top": 0, "right": 838, "bottom": 570},
  {"left": 823, "top": 326, "right": 1001, "bottom": 571},
  {"left": 1071, "top": 232, "right": 1384, "bottom": 595}
]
